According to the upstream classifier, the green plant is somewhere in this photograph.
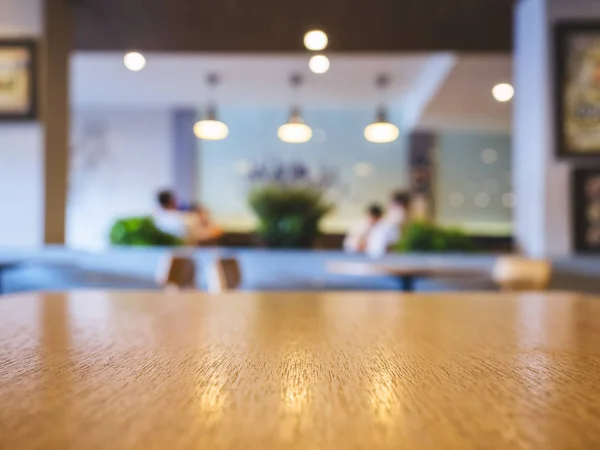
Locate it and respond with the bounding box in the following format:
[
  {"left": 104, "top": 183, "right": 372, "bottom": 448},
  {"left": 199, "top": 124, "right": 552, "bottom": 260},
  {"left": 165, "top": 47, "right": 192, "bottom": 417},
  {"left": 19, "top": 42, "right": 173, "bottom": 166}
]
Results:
[
  {"left": 248, "top": 185, "right": 332, "bottom": 248},
  {"left": 109, "top": 216, "right": 183, "bottom": 246},
  {"left": 395, "top": 221, "right": 475, "bottom": 252}
]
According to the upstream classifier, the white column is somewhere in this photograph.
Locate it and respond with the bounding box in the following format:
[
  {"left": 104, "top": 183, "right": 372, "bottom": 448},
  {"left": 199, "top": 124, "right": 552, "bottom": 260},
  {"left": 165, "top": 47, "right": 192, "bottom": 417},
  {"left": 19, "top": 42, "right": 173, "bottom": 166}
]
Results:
[{"left": 513, "top": 0, "right": 600, "bottom": 257}]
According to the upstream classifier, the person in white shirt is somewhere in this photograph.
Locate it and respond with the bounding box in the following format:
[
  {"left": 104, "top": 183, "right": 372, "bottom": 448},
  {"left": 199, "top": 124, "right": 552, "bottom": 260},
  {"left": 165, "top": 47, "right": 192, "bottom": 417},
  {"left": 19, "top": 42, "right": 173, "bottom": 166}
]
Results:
[
  {"left": 153, "top": 190, "right": 196, "bottom": 244},
  {"left": 366, "top": 191, "right": 411, "bottom": 257},
  {"left": 343, "top": 204, "right": 384, "bottom": 253}
]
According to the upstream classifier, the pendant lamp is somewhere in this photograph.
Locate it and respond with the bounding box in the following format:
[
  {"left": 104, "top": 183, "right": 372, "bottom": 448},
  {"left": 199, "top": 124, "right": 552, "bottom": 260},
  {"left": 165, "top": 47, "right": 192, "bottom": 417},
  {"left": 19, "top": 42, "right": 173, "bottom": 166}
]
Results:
[{"left": 194, "top": 73, "right": 229, "bottom": 141}]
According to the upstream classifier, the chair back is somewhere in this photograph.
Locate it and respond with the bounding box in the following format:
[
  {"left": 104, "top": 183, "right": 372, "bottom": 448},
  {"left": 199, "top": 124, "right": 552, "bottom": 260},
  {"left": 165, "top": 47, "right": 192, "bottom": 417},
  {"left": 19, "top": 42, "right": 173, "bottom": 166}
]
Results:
[
  {"left": 156, "top": 254, "right": 196, "bottom": 290},
  {"left": 492, "top": 256, "right": 551, "bottom": 291},
  {"left": 207, "top": 257, "right": 242, "bottom": 292}
]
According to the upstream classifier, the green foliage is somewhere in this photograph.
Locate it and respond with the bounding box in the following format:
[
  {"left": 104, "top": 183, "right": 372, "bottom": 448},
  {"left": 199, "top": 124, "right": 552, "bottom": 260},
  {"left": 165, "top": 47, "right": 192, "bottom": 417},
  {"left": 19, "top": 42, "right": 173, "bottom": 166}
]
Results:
[
  {"left": 395, "top": 221, "right": 475, "bottom": 253},
  {"left": 248, "top": 186, "right": 332, "bottom": 248},
  {"left": 109, "top": 216, "right": 183, "bottom": 247}
]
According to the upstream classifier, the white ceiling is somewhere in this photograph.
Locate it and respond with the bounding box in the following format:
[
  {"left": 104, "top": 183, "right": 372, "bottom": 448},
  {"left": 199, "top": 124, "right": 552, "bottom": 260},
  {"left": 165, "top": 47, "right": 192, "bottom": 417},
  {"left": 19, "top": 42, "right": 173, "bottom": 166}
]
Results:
[
  {"left": 71, "top": 53, "right": 441, "bottom": 109},
  {"left": 71, "top": 52, "right": 512, "bottom": 131},
  {"left": 417, "top": 54, "right": 513, "bottom": 131}
]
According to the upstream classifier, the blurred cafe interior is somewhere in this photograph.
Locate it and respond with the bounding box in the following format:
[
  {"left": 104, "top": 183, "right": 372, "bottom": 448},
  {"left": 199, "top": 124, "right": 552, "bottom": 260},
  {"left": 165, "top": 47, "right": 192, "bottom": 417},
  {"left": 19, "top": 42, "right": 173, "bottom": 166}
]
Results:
[{"left": 3, "top": 1, "right": 600, "bottom": 449}]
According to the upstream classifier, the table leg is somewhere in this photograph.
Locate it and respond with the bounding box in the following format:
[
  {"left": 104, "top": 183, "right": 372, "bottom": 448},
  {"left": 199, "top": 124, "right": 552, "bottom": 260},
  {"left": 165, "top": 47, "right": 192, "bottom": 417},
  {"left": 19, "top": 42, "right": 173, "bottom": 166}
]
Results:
[{"left": 397, "top": 275, "right": 415, "bottom": 292}]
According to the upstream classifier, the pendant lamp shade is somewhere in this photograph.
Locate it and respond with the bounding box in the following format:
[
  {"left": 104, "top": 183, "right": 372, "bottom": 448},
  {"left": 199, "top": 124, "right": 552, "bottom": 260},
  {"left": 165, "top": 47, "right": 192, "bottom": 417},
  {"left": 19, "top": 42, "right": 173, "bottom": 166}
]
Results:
[
  {"left": 278, "top": 107, "right": 312, "bottom": 143},
  {"left": 364, "top": 107, "right": 399, "bottom": 144},
  {"left": 194, "top": 105, "right": 229, "bottom": 141}
]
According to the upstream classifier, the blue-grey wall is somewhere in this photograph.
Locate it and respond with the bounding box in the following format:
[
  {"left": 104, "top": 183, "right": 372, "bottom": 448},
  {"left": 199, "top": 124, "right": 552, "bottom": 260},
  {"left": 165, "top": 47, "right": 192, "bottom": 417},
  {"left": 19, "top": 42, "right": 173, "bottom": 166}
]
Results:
[
  {"left": 435, "top": 131, "right": 512, "bottom": 235},
  {"left": 198, "top": 107, "right": 407, "bottom": 232},
  {"left": 197, "top": 108, "right": 513, "bottom": 235}
]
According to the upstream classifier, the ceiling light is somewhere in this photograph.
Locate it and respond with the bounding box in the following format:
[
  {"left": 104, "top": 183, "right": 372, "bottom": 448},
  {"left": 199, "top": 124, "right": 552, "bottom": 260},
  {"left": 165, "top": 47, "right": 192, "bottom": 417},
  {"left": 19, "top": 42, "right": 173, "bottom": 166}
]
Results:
[
  {"left": 492, "top": 83, "right": 514, "bottom": 102},
  {"left": 278, "top": 74, "right": 312, "bottom": 143},
  {"left": 194, "top": 106, "right": 229, "bottom": 141},
  {"left": 365, "top": 75, "right": 399, "bottom": 144},
  {"left": 194, "top": 73, "right": 228, "bottom": 141},
  {"left": 309, "top": 55, "right": 330, "bottom": 74},
  {"left": 278, "top": 107, "right": 312, "bottom": 143},
  {"left": 365, "top": 118, "right": 400, "bottom": 144},
  {"left": 123, "top": 52, "right": 146, "bottom": 71},
  {"left": 304, "top": 30, "right": 328, "bottom": 51}
]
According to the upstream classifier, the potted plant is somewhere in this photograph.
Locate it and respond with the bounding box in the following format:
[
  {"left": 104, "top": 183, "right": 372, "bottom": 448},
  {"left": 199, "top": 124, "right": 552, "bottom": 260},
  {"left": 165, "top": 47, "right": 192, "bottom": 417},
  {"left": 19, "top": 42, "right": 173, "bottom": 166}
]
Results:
[
  {"left": 109, "top": 216, "right": 183, "bottom": 246},
  {"left": 247, "top": 161, "right": 334, "bottom": 248},
  {"left": 394, "top": 221, "right": 475, "bottom": 252}
]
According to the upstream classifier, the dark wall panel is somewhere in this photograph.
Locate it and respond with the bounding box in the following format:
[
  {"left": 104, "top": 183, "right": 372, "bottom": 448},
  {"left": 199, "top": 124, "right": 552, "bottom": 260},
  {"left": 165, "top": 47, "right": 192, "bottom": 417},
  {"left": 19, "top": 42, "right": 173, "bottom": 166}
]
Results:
[{"left": 73, "top": 0, "right": 513, "bottom": 52}]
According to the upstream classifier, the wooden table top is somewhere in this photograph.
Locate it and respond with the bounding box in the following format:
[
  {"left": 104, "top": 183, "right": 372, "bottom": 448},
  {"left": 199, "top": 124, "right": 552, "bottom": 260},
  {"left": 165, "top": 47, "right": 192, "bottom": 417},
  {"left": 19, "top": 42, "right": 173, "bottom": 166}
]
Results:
[
  {"left": 1, "top": 291, "right": 600, "bottom": 449},
  {"left": 327, "top": 260, "right": 488, "bottom": 278}
]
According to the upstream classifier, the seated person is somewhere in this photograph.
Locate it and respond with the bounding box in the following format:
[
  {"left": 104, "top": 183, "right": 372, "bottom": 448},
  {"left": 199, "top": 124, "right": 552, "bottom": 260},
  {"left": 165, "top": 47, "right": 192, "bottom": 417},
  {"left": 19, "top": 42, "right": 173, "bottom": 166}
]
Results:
[
  {"left": 190, "top": 203, "right": 223, "bottom": 245},
  {"left": 153, "top": 190, "right": 196, "bottom": 244},
  {"left": 344, "top": 203, "right": 384, "bottom": 253},
  {"left": 366, "top": 191, "right": 411, "bottom": 257}
]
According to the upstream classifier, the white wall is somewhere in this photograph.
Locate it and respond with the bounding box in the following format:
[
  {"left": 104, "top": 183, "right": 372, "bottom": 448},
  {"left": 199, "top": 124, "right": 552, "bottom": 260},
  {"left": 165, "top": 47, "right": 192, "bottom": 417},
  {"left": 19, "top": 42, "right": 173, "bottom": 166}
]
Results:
[
  {"left": 67, "top": 109, "right": 173, "bottom": 249},
  {"left": 0, "top": 0, "right": 42, "bottom": 36},
  {"left": 0, "top": 0, "right": 44, "bottom": 247}
]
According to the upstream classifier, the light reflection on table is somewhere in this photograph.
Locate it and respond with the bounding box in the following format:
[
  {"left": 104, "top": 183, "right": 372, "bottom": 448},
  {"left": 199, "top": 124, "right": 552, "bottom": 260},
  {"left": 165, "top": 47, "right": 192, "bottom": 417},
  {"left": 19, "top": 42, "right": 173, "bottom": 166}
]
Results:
[{"left": 1, "top": 291, "right": 600, "bottom": 449}]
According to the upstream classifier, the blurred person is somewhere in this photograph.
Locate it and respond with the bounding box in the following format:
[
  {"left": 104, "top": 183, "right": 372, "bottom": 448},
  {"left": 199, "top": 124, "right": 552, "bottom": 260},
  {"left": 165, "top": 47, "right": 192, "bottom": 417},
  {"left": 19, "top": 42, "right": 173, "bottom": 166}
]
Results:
[
  {"left": 153, "top": 190, "right": 196, "bottom": 243},
  {"left": 190, "top": 203, "right": 223, "bottom": 245},
  {"left": 366, "top": 191, "right": 411, "bottom": 257},
  {"left": 343, "top": 204, "right": 384, "bottom": 253}
]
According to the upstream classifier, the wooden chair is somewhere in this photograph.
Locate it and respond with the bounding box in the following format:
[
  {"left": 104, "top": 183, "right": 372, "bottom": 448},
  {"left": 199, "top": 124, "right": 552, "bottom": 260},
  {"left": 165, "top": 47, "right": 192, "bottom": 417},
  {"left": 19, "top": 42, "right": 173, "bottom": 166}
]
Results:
[
  {"left": 207, "top": 257, "right": 242, "bottom": 293},
  {"left": 156, "top": 254, "right": 196, "bottom": 290},
  {"left": 492, "top": 256, "right": 552, "bottom": 291}
]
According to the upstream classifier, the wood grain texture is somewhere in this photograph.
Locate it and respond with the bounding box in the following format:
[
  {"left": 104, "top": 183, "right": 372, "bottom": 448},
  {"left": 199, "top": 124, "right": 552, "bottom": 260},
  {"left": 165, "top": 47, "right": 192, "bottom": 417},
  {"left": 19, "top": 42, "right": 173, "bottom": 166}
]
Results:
[{"left": 1, "top": 291, "right": 600, "bottom": 449}]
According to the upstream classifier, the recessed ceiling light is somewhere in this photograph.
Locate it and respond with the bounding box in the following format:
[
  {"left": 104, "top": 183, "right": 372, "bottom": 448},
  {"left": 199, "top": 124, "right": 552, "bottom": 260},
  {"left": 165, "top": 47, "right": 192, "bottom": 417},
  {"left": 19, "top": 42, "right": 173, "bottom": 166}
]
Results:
[
  {"left": 492, "top": 83, "right": 514, "bottom": 102},
  {"left": 123, "top": 52, "right": 146, "bottom": 71},
  {"left": 309, "top": 55, "right": 330, "bottom": 74},
  {"left": 304, "top": 30, "right": 328, "bottom": 51}
]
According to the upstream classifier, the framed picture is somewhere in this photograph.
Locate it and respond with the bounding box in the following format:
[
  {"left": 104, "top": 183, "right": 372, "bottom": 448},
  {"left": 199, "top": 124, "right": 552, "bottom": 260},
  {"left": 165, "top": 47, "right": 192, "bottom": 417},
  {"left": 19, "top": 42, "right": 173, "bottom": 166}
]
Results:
[
  {"left": 0, "top": 40, "right": 37, "bottom": 120},
  {"left": 572, "top": 167, "right": 600, "bottom": 253},
  {"left": 554, "top": 22, "right": 600, "bottom": 158}
]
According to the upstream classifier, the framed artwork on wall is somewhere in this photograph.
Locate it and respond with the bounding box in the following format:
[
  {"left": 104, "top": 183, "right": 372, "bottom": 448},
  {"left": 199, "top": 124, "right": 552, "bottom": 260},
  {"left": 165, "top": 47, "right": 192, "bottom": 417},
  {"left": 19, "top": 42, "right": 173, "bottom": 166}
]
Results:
[
  {"left": 0, "top": 40, "right": 37, "bottom": 120},
  {"left": 554, "top": 22, "right": 600, "bottom": 159},
  {"left": 572, "top": 167, "right": 600, "bottom": 253}
]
